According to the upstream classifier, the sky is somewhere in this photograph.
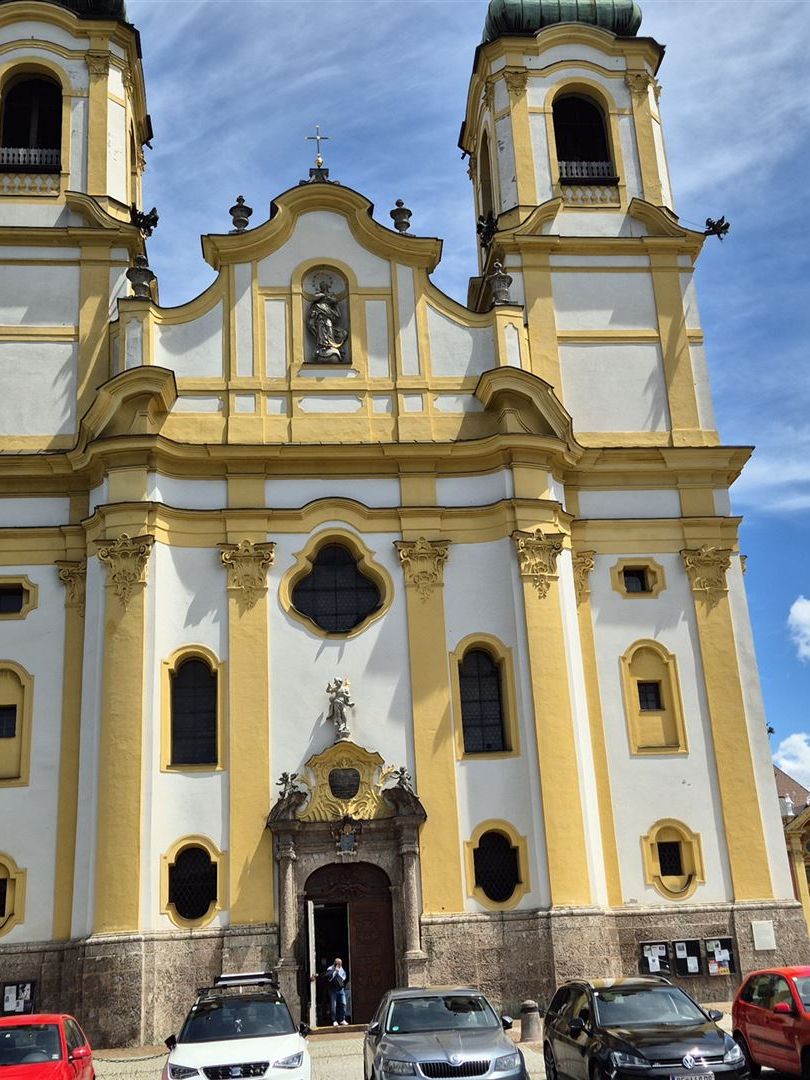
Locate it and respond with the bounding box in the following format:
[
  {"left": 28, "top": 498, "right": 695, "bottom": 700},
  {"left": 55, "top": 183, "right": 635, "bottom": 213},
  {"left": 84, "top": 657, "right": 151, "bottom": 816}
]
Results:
[{"left": 128, "top": 0, "right": 810, "bottom": 784}]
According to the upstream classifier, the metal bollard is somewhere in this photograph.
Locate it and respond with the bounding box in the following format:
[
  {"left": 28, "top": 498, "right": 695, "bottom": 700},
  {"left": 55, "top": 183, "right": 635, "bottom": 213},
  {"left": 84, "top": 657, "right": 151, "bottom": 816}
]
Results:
[{"left": 519, "top": 999, "right": 542, "bottom": 1043}]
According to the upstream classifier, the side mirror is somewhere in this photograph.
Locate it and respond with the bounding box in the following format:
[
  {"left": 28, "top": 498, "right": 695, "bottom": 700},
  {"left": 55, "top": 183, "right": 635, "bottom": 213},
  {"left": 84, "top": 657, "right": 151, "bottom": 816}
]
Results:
[
  {"left": 568, "top": 1017, "right": 586, "bottom": 1037},
  {"left": 165, "top": 1036, "right": 177, "bottom": 1051},
  {"left": 298, "top": 1022, "right": 310, "bottom": 1037},
  {"left": 367, "top": 1021, "right": 382, "bottom": 1037},
  {"left": 707, "top": 1009, "right": 723, "bottom": 1022},
  {"left": 501, "top": 1016, "right": 513, "bottom": 1031},
  {"left": 69, "top": 1048, "right": 90, "bottom": 1061},
  {"left": 773, "top": 1002, "right": 794, "bottom": 1015}
]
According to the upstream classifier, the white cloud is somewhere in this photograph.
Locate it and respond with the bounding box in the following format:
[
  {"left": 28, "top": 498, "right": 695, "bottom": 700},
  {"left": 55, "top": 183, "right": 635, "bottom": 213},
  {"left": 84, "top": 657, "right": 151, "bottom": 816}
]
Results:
[
  {"left": 788, "top": 597, "right": 810, "bottom": 661},
  {"left": 774, "top": 732, "right": 810, "bottom": 790}
]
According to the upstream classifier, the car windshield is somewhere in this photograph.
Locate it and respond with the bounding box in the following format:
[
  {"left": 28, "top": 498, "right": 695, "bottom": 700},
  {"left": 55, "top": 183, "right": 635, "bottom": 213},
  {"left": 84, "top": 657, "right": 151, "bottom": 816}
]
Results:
[
  {"left": 386, "top": 995, "right": 499, "bottom": 1034},
  {"left": 0, "top": 1024, "right": 63, "bottom": 1065},
  {"left": 594, "top": 987, "right": 706, "bottom": 1028},
  {"left": 793, "top": 977, "right": 810, "bottom": 1009},
  {"left": 179, "top": 997, "right": 295, "bottom": 1043}
]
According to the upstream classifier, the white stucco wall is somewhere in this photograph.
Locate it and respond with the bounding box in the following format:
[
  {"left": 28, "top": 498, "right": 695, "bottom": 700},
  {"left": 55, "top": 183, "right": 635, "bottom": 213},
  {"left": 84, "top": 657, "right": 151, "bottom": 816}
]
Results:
[
  {"left": 258, "top": 211, "right": 390, "bottom": 288},
  {"left": 577, "top": 489, "right": 681, "bottom": 519},
  {"left": 0, "top": 341, "right": 77, "bottom": 436},
  {"left": 0, "top": 266, "right": 79, "bottom": 326},
  {"left": 436, "top": 471, "right": 514, "bottom": 508},
  {"left": 427, "top": 307, "right": 496, "bottom": 378},
  {"left": 234, "top": 263, "right": 254, "bottom": 378},
  {"left": 0, "top": 498, "right": 70, "bottom": 526},
  {"left": 560, "top": 342, "right": 670, "bottom": 433},
  {"left": 552, "top": 271, "right": 657, "bottom": 330},
  {"left": 154, "top": 303, "right": 224, "bottom": 379},
  {"left": 107, "top": 99, "right": 127, "bottom": 205},
  {"left": 265, "top": 477, "right": 400, "bottom": 509}
]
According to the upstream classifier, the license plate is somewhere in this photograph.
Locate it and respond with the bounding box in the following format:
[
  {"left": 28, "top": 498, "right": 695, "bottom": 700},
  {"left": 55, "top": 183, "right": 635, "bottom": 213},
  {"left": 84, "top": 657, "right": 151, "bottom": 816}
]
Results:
[{"left": 670, "top": 1073, "right": 714, "bottom": 1080}]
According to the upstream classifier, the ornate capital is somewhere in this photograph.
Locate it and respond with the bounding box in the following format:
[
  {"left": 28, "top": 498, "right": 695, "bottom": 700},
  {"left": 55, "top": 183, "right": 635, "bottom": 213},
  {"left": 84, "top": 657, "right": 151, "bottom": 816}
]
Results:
[
  {"left": 394, "top": 537, "right": 450, "bottom": 601},
  {"left": 96, "top": 533, "right": 154, "bottom": 610},
  {"left": 504, "top": 68, "right": 529, "bottom": 99},
  {"left": 681, "top": 545, "right": 732, "bottom": 604},
  {"left": 572, "top": 550, "right": 597, "bottom": 606},
  {"left": 122, "top": 68, "right": 135, "bottom": 97},
  {"left": 512, "top": 528, "right": 565, "bottom": 599},
  {"left": 625, "top": 72, "right": 652, "bottom": 98},
  {"left": 275, "top": 836, "right": 297, "bottom": 864},
  {"left": 87, "top": 52, "right": 110, "bottom": 79},
  {"left": 482, "top": 78, "right": 495, "bottom": 111},
  {"left": 56, "top": 561, "right": 87, "bottom": 616},
  {"left": 220, "top": 539, "right": 276, "bottom": 609}
]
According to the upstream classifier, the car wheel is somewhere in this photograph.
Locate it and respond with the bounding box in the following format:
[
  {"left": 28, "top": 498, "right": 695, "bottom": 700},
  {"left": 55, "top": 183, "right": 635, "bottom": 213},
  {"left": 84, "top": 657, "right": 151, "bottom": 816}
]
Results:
[
  {"left": 736, "top": 1035, "right": 761, "bottom": 1078},
  {"left": 544, "top": 1043, "right": 559, "bottom": 1080}
]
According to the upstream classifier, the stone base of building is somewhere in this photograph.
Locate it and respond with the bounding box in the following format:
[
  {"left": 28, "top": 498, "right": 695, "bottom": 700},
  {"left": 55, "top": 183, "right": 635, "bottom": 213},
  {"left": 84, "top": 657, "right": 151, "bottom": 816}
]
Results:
[{"left": 1, "top": 902, "right": 806, "bottom": 1046}]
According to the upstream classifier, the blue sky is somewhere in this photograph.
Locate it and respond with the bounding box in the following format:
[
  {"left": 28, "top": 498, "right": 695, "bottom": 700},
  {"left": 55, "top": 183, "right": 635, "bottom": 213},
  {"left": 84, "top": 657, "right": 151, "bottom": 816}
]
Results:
[{"left": 128, "top": 0, "right": 810, "bottom": 781}]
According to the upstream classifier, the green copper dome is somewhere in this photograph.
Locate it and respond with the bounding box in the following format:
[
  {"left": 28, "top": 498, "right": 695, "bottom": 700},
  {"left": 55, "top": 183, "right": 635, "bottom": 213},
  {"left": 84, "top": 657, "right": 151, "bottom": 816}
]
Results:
[
  {"left": 0, "top": 0, "right": 127, "bottom": 19},
  {"left": 483, "top": 0, "right": 642, "bottom": 43}
]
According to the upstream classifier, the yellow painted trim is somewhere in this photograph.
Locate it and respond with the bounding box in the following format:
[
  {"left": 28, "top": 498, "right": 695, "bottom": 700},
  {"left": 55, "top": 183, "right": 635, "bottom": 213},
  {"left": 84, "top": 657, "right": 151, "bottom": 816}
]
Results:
[
  {"left": 0, "top": 851, "right": 26, "bottom": 937},
  {"left": 0, "top": 660, "right": 33, "bottom": 787},
  {"left": 78, "top": 249, "right": 113, "bottom": 418},
  {"left": 625, "top": 71, "right": 663, "bottom": 205},
  {"left": 788, "top": 835, "right": 810, "bottom": 936},
  {"left": 521, "top": 253, "right": 562, "bottom": 389},
  {"left": 610, "top": 557, "right": 666, "bottom": 599},
  {"left": 464, "top": 819, "right": 530, "bottom": 911},
  {"left": 0, "top": 575, "right": 38, "bottom": 620},
  {"left": 449, "top": 633, "right": 520, "bottom": 760},
  {"left": 160, "top": 644, "right": 227, "bottom": 773},
  {"left": 650, "top": 252, "right": 705, "bottom": 446},
  {"left": 641, "top": 818, "right": 704, "bottom": 901},
  {"left": 620, "top": 639, "right": 688, "bottom": 755},
  {"left": 161, "top": 834, "right": 226, "bottom": 930},
  {"left": 278, "top": 527, "right": 394, "bottom": 640}
]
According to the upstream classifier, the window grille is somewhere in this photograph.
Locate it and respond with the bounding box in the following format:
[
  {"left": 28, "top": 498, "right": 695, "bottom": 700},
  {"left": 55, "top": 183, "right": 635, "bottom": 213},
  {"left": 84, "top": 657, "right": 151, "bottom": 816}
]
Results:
[
  {"left": 1, "top": 77, "right": 62, "bottom": 172},
  {"left": 0, "top": 706, "right": 16, "bottom": 739},
  {"left": 292, "top": 543, "right": 381, "bottom": 633},
  {"left": 0, "top": 586, "right": 24, "bottom": 614},
  {"left": 473, "top": 830, "right": 520, "bottom": 903},
  {"left": 168, "top": 846, "right": 217, "bottom": 920},
  {"left": 637, "top": 680, "right": 663, "bottom": 711},
  {"left": 170, "top": 658, "right": 217, "bottom": 766},
  {"left": 623, "top": 567, "right": 649, "bottom": 594},
  {"left": 459, "top": 649, "right": 506, "bottom": 753},
  {"left": 657, "top": 840, "right": 683, "bottom": 877}
]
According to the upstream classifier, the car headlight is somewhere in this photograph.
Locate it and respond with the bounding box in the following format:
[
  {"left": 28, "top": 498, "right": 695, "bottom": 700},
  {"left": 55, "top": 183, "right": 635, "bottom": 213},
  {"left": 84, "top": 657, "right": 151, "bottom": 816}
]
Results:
[
  {"left": 724, "top": 1043, "right": 744, "bottom": 1065},
  {"left": 168, "top": 1066, "right": 199, "bottom": 1080},
  {"left": 494, "top": 1052, "right": 521, "bottom": 1071},
  {"left": 274, "top": 1052, "right": 304, "bottom": 1070},
  {"left": 382, "top": 1061, "right": 416, "bottom": 1076},
  {"left": 610, "top": 1051, "right": 649, "bottom": 1069}
]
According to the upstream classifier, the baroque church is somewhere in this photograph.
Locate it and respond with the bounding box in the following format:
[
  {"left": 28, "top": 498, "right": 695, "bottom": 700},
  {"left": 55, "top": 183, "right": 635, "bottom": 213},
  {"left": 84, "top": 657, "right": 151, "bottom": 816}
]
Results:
[{"left": 0, "top": 0, "right": 806, "bottom": 1046}]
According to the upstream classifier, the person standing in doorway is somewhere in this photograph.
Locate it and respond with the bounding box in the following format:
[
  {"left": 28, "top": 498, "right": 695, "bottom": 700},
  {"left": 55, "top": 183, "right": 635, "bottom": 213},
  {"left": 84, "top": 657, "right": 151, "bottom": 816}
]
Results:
[{"left": 325, "top": 957, "right": 349, "bottom": 1026}]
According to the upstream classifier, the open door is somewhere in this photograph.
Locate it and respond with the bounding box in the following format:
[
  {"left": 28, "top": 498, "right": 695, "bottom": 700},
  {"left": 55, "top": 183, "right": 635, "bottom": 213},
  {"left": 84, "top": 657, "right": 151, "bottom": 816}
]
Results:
[{"left": 306, "top": 899, "right": 317, "bottom": 1030}]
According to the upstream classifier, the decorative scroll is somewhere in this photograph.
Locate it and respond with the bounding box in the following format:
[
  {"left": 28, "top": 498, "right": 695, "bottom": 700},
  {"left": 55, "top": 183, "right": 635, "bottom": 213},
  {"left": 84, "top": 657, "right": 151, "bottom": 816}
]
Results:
[
  {"left": 625, "top": 72, "right": 652, "bottom": 97},
  {"left": 681, "top": 545, "right": 732, "bottom": 606},
  {"left": 297, "top": 742, "right": 397, "bottom": 823},
  {"left": 96, "top": 533, "right": 154, "bottom": 610},
  {"left": 572, "top": 550, "right": 597, "bottom": 606},
  {"left": 394, "top": 537, "right": 450, "bottom": 601},
  {"left": 512, "top": 528, "right": 565, "bottom": 599},
  {"left": 56, "top": 561, "right": 87, "bottom": 617},
  {"left": 219, "top": 539, "right": 276, "bottom": 609}
]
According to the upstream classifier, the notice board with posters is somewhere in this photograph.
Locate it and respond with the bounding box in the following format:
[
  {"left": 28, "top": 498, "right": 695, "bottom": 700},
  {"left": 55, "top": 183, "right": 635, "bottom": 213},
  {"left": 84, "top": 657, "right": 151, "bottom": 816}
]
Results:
[
  {"left": 673, "top": 939, "right": 703, "bottom": 977},
  {"left": 639, "top": 941, "right": 671, "bottom": 975},
  {"left": 2, "top": 981, "right": 35, "bottom": 1015},
  {"left": 705, "top": 937, "right": 736, "bottom": 976}
]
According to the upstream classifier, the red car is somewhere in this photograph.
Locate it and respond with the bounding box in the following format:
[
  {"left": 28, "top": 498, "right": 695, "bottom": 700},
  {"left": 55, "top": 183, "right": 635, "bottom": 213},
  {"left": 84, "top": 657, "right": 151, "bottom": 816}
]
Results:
[
  {"left": 0, "top": 1014, "right": 94, "bottom": 1080},
  {"left": 732, "top": 966, "right": 810, "bottom": 1078}
]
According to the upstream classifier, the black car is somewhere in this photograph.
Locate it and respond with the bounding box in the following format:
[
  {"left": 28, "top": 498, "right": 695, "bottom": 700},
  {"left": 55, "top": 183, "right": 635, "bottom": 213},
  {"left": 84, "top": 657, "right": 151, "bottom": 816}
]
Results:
[{"left": 543, "top": 977, "right": 747, "bottom": 1080}]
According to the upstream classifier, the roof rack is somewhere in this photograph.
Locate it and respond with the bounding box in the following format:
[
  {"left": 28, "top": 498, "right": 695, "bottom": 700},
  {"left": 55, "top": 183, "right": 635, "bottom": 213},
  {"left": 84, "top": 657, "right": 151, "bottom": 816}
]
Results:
[{"left": 195, "top": 971, "right": 280, "bottom": 1001}]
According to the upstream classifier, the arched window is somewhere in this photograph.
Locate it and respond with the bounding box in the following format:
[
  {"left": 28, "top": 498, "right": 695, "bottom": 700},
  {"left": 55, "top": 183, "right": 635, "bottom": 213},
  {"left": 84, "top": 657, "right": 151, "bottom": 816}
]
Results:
[
  {"left": 552, "top": 94, "right": 615, "bottom": 183},
  {"left": 0, "top": 852, "right": 26, "bottom": 937},
  {"left": 473, "top": 830, "right": 521, "bottom": 904},
  {"left": 479, "top": 132, "right": 494, "bottom": 221},
  {"left": 620, "top": 640, "right": 687, "bottom": 754},
  {"left": 170, "top": 657, "right": 218, "bottom": 766},
  {"left": 167, "top": 844, "right": 218, "bottom": 924},
  {"left": 0, "top": 75, "right": 62, "bottom": 171},
  {"left": 0, "top": 662, "right": 32, "bottom": 785},
  {"left": 292, "top": 542, "right": 381, "bottom": 634},
  {"left": 642, "top": 819, "right": 704, "bottom": 900},
  {"left": 459, "top": 648, "right": 506, "bottom": 753}
]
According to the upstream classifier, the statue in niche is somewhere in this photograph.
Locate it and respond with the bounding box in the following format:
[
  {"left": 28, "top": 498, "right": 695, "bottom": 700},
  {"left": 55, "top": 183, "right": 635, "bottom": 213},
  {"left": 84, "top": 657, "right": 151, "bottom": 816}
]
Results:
[
  {"left": 326, "top": 676, "right": 354, "bottom": 741},
  {"left": 304, "top": 270, "right": 349, "bottom": 363}
]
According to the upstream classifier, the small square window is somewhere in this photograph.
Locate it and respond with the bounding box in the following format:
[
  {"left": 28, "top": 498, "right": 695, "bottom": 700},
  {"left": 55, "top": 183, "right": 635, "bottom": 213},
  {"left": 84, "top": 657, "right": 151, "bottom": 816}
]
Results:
[
  {"left": 657, "top": 840, "right": 683, "bottom": 877},
  {"left": 638, "top": 681, "right": 663, "bottom": 711},
  {"left": 623, "top": 568, "right": 650, "bottom": 594},
  {"left": 0, "top": 706, "right": 16, "bottom": 739},
  {"left": 0, "top": 586, "right": 24, "bottom": 614}
]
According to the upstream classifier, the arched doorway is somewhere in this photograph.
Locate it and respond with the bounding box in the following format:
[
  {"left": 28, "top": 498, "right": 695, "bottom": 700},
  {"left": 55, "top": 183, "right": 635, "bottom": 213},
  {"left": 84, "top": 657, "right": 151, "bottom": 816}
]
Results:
[{"left": 305, "top": 862, "right": 396, "bottom": 1025}]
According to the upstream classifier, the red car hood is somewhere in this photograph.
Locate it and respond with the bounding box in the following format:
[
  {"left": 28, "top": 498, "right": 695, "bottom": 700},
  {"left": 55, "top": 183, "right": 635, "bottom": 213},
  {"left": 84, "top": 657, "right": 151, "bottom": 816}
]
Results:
[{"left": 0, "top": 1063, "right": 70, "bottom": 1080}]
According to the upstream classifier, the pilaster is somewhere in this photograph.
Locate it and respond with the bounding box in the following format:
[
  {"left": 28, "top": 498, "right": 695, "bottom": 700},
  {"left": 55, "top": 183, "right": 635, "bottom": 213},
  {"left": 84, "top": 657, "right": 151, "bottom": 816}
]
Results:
[
  {"left": 512, "top": 528, "right": 592, "bottom": 907},
  {"left": 220, "top": 536, "right": 276, "bottom": 924},
  {"left": 78, "top": 244, "right": 113, "bottom": 417},
  {"left": 681, "top": 545, "right": 773, "bottom": 900},
  {"left": 788, "top": 835, "right": 810, "bottom": 935},
  {"left": 625, "top": 71, "right": 663, "bottom": 205},
  {"left": 394, "top": 535, "right": 463, "bottom": 914},
  {"left": 86, "top": 46, "right": 110, "bottom": 196},
  {"left": 522, "top": 252, "right": 561, "bottom": 389},
  {"left": 93, "top": 533, "right": 153, "bottom": 932},
  {"left": 650, "top": 251, "right": 704, "bottom": 446},
  {"left": 503, "top": 64, "right": 537, "bottom": 208}
]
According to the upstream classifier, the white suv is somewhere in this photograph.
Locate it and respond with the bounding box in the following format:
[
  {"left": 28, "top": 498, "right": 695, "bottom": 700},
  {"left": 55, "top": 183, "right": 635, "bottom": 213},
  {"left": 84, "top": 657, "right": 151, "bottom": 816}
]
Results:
[{"left": 164, "top": 973, "right": 311, "bottom": 1080}]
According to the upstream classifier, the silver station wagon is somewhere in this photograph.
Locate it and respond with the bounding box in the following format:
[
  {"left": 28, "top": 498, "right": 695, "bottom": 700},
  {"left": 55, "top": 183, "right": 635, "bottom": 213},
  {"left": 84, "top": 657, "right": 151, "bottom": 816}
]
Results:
[{"left": 363, "top": 988, "right": 527, "bottom": 1080}]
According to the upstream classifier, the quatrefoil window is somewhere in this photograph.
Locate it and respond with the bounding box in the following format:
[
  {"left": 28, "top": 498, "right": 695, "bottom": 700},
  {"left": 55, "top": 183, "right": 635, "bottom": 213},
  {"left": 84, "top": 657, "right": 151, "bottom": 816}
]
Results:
[{"left": 291, "top": 543, "right": 381, "bottom": 634}]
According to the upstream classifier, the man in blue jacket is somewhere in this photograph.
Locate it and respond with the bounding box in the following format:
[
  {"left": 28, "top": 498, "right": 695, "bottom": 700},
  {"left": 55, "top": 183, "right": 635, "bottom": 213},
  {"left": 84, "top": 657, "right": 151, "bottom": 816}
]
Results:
[{"left": 324, "top": 957, "right": 349, "bottom": 1026}]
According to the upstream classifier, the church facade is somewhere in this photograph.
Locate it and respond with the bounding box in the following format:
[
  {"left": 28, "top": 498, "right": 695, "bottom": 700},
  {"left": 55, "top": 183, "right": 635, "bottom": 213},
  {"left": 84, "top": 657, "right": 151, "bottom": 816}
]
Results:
[{"left": 0, "top": 0, "right": 805, "bottom": 1046}]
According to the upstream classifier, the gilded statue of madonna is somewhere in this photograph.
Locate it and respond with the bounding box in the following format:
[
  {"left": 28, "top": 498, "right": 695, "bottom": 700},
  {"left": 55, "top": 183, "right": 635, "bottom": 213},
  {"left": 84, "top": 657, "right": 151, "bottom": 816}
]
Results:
[{"left": 305, "top": 271, "right": 350, "bottom": 364}]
